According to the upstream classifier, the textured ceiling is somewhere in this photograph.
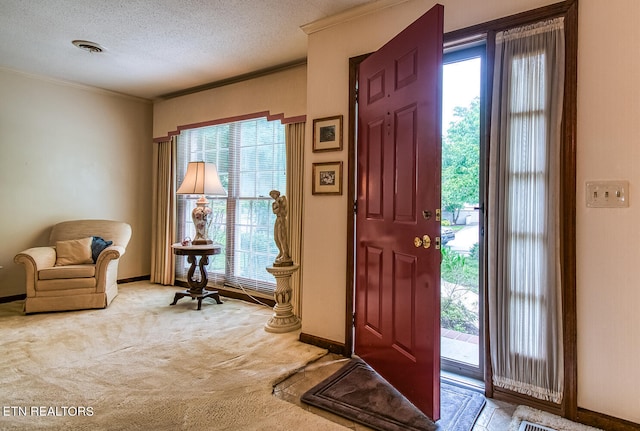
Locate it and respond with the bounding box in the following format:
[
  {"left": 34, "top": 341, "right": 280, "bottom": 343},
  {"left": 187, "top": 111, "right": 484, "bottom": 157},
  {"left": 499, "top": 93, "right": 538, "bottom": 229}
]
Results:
[{"left": 0, "top": 0, "right": 378, "bottom": 100}]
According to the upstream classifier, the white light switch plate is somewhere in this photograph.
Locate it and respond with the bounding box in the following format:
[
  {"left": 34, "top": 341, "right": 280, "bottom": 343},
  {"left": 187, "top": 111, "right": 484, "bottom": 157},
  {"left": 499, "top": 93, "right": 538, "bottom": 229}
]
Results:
[{"left": 586, "top": 180, "right": 629, "bottom": 208}]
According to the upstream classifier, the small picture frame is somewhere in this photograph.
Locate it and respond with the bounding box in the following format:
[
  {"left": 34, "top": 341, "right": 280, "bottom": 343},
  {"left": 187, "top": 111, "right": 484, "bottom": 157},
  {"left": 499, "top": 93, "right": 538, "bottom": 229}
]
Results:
[
  {"left": 313, "top": 115, "right": 343, "bottom": 152},
  {"left": 312, "top": 162, "right": 343, "bottom": 195}
]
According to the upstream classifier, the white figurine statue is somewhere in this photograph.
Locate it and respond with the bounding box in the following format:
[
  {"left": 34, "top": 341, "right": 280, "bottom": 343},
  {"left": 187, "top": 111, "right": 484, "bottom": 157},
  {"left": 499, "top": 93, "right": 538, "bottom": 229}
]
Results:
[{"left": 270, "top": 190, "right": 293, "bottom": 266}]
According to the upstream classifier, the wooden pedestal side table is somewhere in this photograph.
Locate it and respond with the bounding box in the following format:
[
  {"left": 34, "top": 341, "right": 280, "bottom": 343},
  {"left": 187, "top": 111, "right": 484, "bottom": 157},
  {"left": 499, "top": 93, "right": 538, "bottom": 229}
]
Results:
[{"left": 170, "top": 243, "right": 222, "bottom": 310}]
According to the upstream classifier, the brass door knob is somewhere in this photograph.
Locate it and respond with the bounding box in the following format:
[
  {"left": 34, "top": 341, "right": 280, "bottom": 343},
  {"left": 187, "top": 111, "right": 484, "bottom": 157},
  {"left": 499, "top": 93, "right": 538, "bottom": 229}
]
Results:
[
  {"left": 422, "top": 235, "right": 431, "bottom": 249},
  {"left": 414, "top": 235, "right": 431, "bottom": 248}
]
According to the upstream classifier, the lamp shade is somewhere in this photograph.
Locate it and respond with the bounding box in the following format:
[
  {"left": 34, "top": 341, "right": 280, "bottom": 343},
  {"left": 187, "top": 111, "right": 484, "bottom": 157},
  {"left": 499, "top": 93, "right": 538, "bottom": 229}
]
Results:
[{"left": 177, "top": 161, "right": 226, "bottom": 196}]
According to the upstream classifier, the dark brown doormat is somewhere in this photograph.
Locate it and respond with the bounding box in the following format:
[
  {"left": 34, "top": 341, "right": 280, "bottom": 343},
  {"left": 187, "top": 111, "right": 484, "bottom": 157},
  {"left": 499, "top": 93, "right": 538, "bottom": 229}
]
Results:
[{"left": 301, "top": 358, "right": 485, "bottom": 431}]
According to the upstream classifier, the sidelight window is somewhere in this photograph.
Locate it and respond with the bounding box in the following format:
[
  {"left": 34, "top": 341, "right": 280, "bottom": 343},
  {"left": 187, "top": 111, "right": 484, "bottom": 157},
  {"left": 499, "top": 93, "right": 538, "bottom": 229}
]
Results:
[{"left": 488, "top": 17, "right": 566, "bottom": 403}]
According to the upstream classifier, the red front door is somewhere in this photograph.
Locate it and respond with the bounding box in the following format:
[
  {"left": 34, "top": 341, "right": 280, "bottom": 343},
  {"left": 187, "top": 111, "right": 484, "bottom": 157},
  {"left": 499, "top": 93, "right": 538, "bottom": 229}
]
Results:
[{"left": 355, "top": 4, "right": 443, "bottom": 420}]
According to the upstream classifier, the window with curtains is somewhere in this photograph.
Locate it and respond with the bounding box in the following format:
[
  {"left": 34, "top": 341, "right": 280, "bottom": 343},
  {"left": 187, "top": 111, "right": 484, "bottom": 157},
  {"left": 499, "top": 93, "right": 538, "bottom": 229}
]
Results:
[
  {"left": 507, "top": 50, "right": 549, "bottom": 361},
  {"left": 488, "top": 17, "right": 565, "bottom": 404},
  {"left": 176, "top": 117, "right": 286, "bottom": 295}
]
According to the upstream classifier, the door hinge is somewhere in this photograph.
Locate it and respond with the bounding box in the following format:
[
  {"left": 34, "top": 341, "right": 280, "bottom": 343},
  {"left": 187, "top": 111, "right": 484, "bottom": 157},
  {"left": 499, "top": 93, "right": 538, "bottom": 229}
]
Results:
[
  {"left": 352, "top": 312, "right": 356, "bottom": 327},
  {"left": 355, "top": 88, "right": 359, "bottom": 103},
  {"left": 353, "top": 200, "right": 358, "bottom": 214},
  {"left": 436, "top": 208, "right": 441, "bottom": 222}
]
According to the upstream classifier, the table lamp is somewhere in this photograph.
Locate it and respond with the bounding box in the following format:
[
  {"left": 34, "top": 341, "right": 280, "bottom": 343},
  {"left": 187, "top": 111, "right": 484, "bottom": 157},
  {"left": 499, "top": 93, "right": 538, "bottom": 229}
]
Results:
[{"left": 177, "top": 161, "right": 227, "bottom": 245}]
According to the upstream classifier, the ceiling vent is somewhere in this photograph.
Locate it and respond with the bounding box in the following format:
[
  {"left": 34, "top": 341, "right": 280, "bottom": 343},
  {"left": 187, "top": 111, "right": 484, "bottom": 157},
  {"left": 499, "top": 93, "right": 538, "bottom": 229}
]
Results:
[{"left": 72, "top": 40, "right": 104, "bottom": 53}]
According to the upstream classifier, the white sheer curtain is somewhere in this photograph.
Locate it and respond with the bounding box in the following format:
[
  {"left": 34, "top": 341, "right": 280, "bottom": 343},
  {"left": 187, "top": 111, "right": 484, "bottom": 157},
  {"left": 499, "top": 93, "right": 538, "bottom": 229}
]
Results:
[
  {"left": 487, "top": 17, "right": 565, "bottom": 403},
  {"left": 285, "top": 122, "right": 305, "bottom": 317},
  {"left": 150, "top": 137, "right": 177, "bottom": 285}
]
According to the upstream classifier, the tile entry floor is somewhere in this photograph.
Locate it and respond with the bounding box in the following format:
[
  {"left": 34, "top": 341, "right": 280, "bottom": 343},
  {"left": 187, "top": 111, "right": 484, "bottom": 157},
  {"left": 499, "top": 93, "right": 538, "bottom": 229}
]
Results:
[{"left": 273, "top": 353, "right": 517, "bottom": 431}]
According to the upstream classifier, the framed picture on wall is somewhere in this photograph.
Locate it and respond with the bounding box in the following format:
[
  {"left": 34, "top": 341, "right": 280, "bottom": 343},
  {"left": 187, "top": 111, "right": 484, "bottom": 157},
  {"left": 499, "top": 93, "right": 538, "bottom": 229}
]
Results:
[
  {"left": 312, "top": 161, "right": 343, "bottom": 195},
  {"left": 312, "top": 115, "right": 343, "bottom": 152}
]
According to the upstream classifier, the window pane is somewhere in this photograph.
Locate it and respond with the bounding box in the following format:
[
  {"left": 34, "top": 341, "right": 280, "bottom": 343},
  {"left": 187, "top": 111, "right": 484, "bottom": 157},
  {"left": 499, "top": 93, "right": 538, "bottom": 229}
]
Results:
[
  {"left": 240, "top": 145, "right": 257, "bottom": 172},
  {"left": 239, "top": 172, "right": 256, "bottom": 197},
  {"left": 506, "top": 51, "right": 549, "bottom": 359},
  {"left": 235, "top": 199, "right": 278, "bottom": 281},
  {"left": 176, "top": 117, "right": 285, "bottom": 294},
  {"left": 257, "top": 144, "right": 275, "bottom": 171}
]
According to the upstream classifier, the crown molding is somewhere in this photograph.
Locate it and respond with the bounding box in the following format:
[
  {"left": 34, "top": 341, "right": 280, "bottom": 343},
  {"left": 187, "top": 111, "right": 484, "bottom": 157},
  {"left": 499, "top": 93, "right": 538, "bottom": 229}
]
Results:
[
  {"left": 157, "top": 59, "right": 307, "bottom": 100},
  {"left": 301, "top": 0, "right": 412, "bottom": 34}
]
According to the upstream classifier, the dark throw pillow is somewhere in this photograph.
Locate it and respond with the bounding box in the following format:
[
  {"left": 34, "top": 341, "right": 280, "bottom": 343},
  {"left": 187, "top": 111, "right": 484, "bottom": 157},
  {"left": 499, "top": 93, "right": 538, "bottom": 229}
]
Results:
[{"left": 91, "top": 236, "right": 113, "bottom": 263}]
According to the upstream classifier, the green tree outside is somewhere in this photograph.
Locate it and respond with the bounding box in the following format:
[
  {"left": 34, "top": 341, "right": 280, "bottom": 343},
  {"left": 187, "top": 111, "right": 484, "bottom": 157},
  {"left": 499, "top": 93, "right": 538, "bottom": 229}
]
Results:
[
  {"left": 441, "top": 96, "right": 481, "bottom": 335},
  {"left": 442, "top": 97, "right": 480, "bottom": 224}
]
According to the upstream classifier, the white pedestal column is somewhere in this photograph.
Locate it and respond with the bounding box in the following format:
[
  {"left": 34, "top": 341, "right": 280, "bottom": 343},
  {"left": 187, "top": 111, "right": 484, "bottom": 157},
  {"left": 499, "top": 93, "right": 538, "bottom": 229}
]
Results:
[{"left": 265, "top": 264, "right": 301, "bottom": 333}]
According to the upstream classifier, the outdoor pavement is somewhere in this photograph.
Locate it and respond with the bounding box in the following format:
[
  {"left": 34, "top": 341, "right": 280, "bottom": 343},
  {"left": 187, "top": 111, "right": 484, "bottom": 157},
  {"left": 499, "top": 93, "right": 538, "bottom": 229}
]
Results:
[
  {"left": 441, "top": 329, "right": 479, "bottom": 366},
  {"left": 442, "top": 222, "right": 480, "bottom": 367},
  {"left": 447, "top": 224, "right": 479, "bottom": 255}
]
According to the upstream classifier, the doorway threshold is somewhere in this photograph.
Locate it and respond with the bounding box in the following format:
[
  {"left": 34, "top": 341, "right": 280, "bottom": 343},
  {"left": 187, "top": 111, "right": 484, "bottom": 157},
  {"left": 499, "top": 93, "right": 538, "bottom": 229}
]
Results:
[{"left": 441, "top": 370, "right": 483, "bottom": 392}]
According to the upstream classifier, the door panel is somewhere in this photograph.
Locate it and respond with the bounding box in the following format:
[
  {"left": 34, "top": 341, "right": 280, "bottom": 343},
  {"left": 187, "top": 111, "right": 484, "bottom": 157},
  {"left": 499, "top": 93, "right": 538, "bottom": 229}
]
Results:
[
  {"left": 395, "top": 105, "right": 418, "bottom": 222},
  {"left": 365, "top": 119, "right": 385, "bottom": 219},
  {"left": 364, "top": 245, "right": 383, "bottom": 335},
  {"left": 355, "top": 4, "right": 443, "bottom": 420}
]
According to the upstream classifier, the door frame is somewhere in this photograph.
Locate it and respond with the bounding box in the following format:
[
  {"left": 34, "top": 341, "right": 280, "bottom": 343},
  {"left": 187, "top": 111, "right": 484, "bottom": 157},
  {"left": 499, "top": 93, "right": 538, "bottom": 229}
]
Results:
[
  {"left": 345, "top": 52, "right": 368, "bottom": 361},
  {"left": 345, "top": 0, "right": 578, "bottom": 420},
  {"left": 439, "top": 43, "right": 487, "bottom": 382}
]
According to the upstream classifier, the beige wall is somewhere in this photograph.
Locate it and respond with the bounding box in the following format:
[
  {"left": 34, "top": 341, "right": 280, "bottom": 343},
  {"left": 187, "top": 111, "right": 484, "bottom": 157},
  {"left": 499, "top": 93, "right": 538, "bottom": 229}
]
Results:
[
  {"left": 576, "top": 0, "right": 640, "bottom": 422},
  {"left": 302, "top": 0, "right": 640, "bottom": 423},
  {"left": 153, "top": 64, "right": 307, "bottom": 139},
  {"left": 0, "top": 68, "right": 153, "bottom": 296}
]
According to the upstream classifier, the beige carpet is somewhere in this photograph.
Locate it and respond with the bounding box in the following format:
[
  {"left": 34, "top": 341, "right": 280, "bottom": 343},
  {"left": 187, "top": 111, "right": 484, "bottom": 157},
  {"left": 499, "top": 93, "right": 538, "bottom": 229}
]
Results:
[
  {"left": 509, "top": 406, "right": 603, "bottom": 431},
  {"left": 0, "top": 281, "right": 345, "bottom": 430}
]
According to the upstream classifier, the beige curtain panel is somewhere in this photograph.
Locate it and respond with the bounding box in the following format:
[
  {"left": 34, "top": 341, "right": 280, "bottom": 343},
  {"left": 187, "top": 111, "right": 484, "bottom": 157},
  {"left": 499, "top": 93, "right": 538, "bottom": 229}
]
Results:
[
  {"left": 286, "top": 122, "right": 305, "bottom": 318},
  {"left": 487, "top": 17, "right": 565, "bottom": 404},
  {"left": 151, "top": 137, "right": 177, "bottom": 285}
]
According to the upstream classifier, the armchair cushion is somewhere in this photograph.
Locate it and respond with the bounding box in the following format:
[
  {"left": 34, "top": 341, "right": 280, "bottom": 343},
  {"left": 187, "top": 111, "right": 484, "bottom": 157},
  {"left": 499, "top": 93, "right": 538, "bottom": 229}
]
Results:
[
  {"left": 37, "top": 278, "right": 96, "bottom": 291},
  {"left": 55, "top": 237, "right": 93, "bottom": 266},
  {"left": 39, "top": 265, "right": 96, "bottom": 280}
]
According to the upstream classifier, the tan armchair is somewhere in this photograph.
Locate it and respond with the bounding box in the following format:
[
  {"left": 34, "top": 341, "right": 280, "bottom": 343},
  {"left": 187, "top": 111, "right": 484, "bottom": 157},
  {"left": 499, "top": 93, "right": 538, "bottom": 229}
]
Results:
[{"left": 14, "top": 220, "right": 132, "bottom": 314}]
